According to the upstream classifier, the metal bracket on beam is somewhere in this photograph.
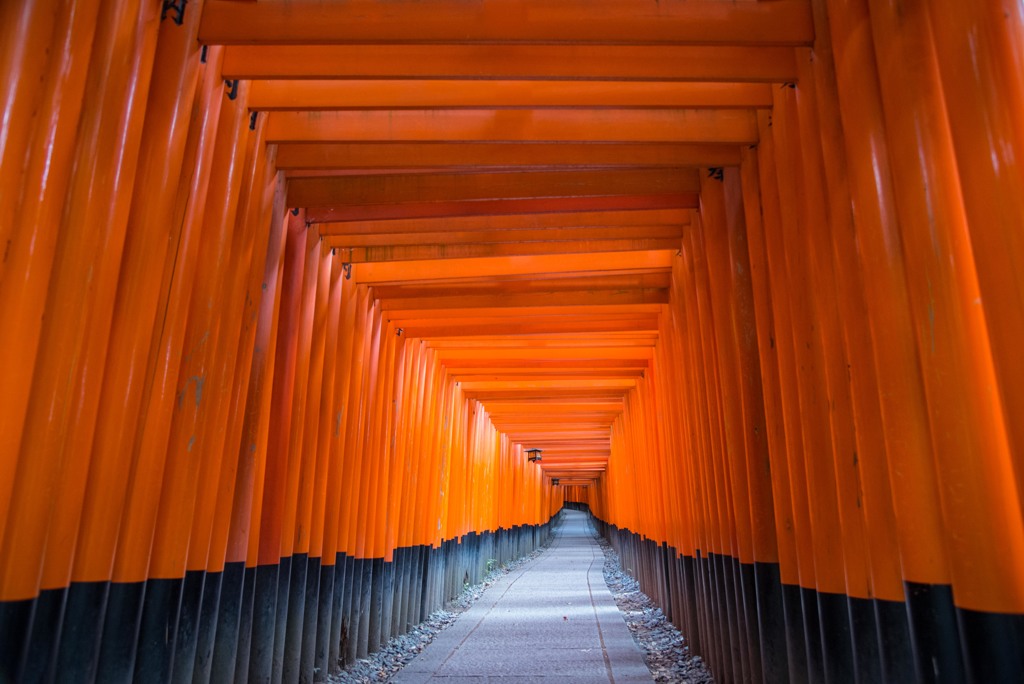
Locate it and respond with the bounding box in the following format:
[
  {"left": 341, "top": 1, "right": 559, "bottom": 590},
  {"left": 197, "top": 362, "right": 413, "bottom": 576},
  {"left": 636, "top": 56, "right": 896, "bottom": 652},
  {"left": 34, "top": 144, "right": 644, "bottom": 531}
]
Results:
[{"left": 161, "top": 0, "right": 187, "bottom": 25}]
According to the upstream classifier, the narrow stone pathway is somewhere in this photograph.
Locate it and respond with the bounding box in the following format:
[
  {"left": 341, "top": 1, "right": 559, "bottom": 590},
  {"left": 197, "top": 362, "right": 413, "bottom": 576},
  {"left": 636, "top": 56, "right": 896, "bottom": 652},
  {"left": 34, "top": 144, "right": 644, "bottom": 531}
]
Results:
[{"left": 392, "top": 510, "right": 652, "bottom": 683}]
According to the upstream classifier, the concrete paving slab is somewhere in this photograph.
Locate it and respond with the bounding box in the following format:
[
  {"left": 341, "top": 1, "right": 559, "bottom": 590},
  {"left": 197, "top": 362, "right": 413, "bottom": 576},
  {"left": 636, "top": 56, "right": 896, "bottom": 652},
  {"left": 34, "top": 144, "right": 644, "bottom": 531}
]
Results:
[{"left": 392, "top": 510, "right": 652, "bottom": 683}]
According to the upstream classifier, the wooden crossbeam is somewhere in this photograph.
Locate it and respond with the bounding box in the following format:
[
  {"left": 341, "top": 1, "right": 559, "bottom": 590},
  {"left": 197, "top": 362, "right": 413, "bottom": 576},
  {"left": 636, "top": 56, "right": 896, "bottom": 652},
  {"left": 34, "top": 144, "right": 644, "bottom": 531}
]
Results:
[
  {"left": 200, "top": 0, "right": 814, "bottom": 46},
  {"left": 320, "top": 210, "right": 688, "bottom": 238},
  {"left": 452, "top": 370, "right": 644, "bottom": 380},
  {"left": 373, "top": 271, "right": 673, "bottom": 296},
  {"left": 452, "top": 368, "right": 634, "bottom": 378},
  {"left": 307, "top": 195, "right": 697, "bottom": 223},
  {"left": 353, "top": 250, "right": 675, "bottom": 284},
  {"left": 386, "top": 311, "right": 663, "bottom": 326},
  {"left": 277, "top": 143, "right": 740, "bottom": 170},
  {"left": 430, "top": 335, "right": 656, "bottom": 348},
  {"left": 380, "top": 289, "right": 668, "bottom": 311},
  {"left": 437, "top": 347, "right": 653, "bottom": 360},
  {"left": 223, "top": 44, "right": 797, "bottom": 82},
  {"left": 333, "top": 239, "right": 682, "bottom": 262},
  {"left": 329, "top": 225, "right": 683, "bottom": 248},
  {"left": 289, "top": 168, "right": 699, "bottom": 207},
  {"left": 266, "top": 109, "right": 759, "bottom": 144},
  {"left": 400, "top": 320, "right": 659, "bottom": 339},
  {"left": 250, "top": 80, "right": 774, "bottom": 110}
]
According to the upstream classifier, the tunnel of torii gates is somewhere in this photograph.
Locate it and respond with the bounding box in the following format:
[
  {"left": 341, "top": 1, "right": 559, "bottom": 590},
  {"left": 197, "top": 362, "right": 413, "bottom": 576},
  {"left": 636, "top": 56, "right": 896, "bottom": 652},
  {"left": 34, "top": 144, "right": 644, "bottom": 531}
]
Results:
[{"left": 1, "top": 0, "right": 1023, "bottom": 683}]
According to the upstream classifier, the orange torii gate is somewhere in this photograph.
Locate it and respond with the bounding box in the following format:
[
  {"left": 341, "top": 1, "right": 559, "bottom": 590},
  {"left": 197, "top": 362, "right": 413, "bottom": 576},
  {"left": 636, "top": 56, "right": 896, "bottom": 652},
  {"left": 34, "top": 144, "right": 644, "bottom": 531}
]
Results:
[{"left": 1, "top": 0, "right": 1023, "bottom": 683}]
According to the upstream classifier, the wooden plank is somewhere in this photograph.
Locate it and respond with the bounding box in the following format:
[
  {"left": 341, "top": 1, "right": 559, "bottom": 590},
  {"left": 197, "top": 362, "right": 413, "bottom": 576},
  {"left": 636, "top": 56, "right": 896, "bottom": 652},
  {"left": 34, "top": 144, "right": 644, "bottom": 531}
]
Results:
[
  {"left": 352, "top": 250, "right": 675, "bottom": 283},
  {"left": 225, "top": 44, "right": 797, "bottom": 82},
  {"left": 266, "top": 109, "right": 759, "bottom": 144},
  {"left": 383, "top": 305, "right": 667, "bottom": 320},
  {"left": 200, "top": 0, "right": 814, "bottom": 46},
  {"left": 336, "top": 239, "right": 680, "bottom": 262},
  {"left": 380, "top": 288, "right": 668, "bottom": 310},
  {"left": 276, "top": 143, "right": 741, "bottom": 170},
  {"left": 250, "top": 80, "right": 774, "bottom": 110},
  {"left": 399, "top": 322, "right": 659, "bottom": 338},
  {"left": 289, "top": 168, "right": 700, "bottom": 206},
  {"left": 372, "top": 271, "right": 673, "bottom": 296},
  {"left": 443, "top": 360, "right": 646, "bottom": 370},
  {"left": 444, "top": 370, "right": 645, "bottom": 379},
  {"left": 326, "top": 225, "right": 683, "bottom": 248},
  {"left": 307, "top": 195, "right": 698, "bottom": 223}
]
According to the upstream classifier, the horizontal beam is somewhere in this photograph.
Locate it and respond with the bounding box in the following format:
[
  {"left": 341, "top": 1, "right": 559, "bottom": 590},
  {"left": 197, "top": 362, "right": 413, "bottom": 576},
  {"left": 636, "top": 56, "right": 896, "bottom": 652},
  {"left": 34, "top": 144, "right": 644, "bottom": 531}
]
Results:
[
  {"left": 540, "top": 457, "right": 609, "bottom": 461},
  {"left": 473, "top": 394, "right": 629, "bottom": 403},
  {"left": 545, "top": 474, "right": 605, "bottom": 479},
  {"left": 510, "top": 443, "right": 609, "bottom": 450},
  {"left": 374, "top": 271, "right": 673, "bottom": 296},
  {"left": 444, "top": 360, "right": 645, "bottom": 370},
  {"left": 453, "top": 371, "right": 643, "bottom": 380},
  {"left": 470, "top": 392, "right": 629, "bottom": 402},
  {"left": 223, "top": 44, "right": 798, "bottom": 82},
  {"left": 401, "top": 320, "right": 659, "bottom": 338},
  {"left": 381, "top": 289, "right": 668, "bottom": 311},
  {"left": 333, "top": 239, "right": 682, "bottom": 263},
  {"left": 540, "top": 463, "right": 608, "bottom": 469},
  {"left": 200, "top": 0, "right": 814, "bottom": 46},
  {"left": 534, "top": 453, "right": 611, "bottom": 457},
  {"left": 249, "top": 80, "right": 774, "bottom": 110},
  {"left": 325, "top": 212, "right": 685, "bottom": 243},
  {"left": 483, "top": 395, "right": 626, "bottom": 405},
  {"left": 276, "top": 143, "right": 740, "bottom": 170},
  {"left": 432, "top": 338, "right": 656, "bottom": 349},
  {"left": 437, "top": 347, "right": 653, "bottom": 359},
  {"left": 503, "top": 422, "right": 614, "bottom": 429},
  {"left": 289, "top": 168, "right": 699, "bottom": 206},
  {"left": 509, "top": 438, "right": 612, "bottom": 444},
  {"left": 329, "top": 225, "right": 683, "bottom": 248},
  {"left": 541, "top": 459, "right": 608, "bottom": 464},
  {"left": 386, "top": 306, "right": 665, "bottom": 322},
  {"left": 307, "top": 195, "right": 697, "bottom": 223},
  {"left": 266, "top": 109, "right": 759, "bottom": 144},
  {"left": 538, "top": 464, "right": 609, "bottom": 469},
  {"left": 500, "top": 426, "right": 613, "bottom": 433},
  {"left": 429, "top": 335, "right": 659, "bottom": 346},
  {"left": 530, "top": 448, "right": 611, "bottom": 455},
  {"left": 397, "top": 315, "right": 655, "bottom": 331},
  {"left": 489, "top": 398, "right": 623, "bottom": 405},
  {"left": 353, "top": 250, "right": 675, "bottom": 283},
  {"left": 491, "top": 415, "right": 621, "bottom": 423}
]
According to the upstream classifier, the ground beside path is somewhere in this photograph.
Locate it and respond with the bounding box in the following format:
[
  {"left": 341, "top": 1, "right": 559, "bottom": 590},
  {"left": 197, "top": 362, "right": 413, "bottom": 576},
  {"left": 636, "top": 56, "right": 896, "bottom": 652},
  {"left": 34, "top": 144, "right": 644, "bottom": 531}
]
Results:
[{"left": 392, "top": 510, "right": 653, "bottom": 683}]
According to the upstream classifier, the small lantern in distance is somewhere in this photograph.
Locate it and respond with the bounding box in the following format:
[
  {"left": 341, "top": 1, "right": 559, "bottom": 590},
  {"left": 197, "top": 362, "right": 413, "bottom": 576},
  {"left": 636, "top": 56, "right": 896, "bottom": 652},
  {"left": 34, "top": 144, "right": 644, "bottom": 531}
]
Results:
[{"left": 526, "top": 448, "right": 542, "bottom": 462}]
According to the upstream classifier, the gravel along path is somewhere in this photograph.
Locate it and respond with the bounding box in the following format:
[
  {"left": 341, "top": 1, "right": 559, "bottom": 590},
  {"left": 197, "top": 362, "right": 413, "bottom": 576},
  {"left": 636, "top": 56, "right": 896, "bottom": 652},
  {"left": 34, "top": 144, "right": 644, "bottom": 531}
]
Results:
[
  {"left": 594, "top": 532, "right": 716, "bottom": 684},
  {"left": 329, "top": 513, "right": 714, "bottom": 684},
  {"left": 327, "top": 537, "right": 555, "bottom": 683}
]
